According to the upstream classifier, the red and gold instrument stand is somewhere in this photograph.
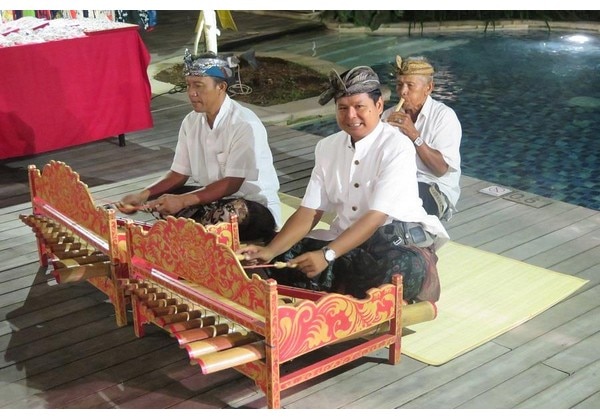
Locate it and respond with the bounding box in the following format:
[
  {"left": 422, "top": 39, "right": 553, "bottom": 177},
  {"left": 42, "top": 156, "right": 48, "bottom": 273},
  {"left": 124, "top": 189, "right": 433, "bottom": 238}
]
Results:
[
  {"left": 125, "top": 217, "right": 437, "bottom": 408},
  {"left": 18, "top": 160, "right": 437, "bottom": 407},
  {"left": 19, "top": 160, "right": 242, "bottom": 328},
  {"left": 20, "top": 161, "right": 133, "bottom": 326}
]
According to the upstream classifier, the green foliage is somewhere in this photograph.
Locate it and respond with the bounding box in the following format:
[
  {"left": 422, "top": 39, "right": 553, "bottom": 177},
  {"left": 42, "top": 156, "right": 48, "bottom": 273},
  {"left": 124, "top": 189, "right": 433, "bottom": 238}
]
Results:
[
  {"left": 321, "top": 10, "right": 406, "bottom": 30},
  {"left": 320, "top": 10, "right": 600, "bottom": 31}
]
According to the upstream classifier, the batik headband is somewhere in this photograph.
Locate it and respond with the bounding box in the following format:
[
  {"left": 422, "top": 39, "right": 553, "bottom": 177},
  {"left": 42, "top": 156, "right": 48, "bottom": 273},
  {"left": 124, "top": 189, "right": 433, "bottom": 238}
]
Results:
[
  {"left": 318, "top": 65, "right": 381, "bottom": 106},
  {"left": 183, "top": 49, "right": 235, "bottom": 80}
]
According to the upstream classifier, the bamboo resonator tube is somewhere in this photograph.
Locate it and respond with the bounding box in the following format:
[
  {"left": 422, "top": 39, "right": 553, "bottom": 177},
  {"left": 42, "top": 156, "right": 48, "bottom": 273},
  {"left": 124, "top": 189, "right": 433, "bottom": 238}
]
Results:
[
  {"left": 52, "top": 261, "right": 112, "bottom": 283},
  {"left": 131, "top": 276, "right": 436, "bottom": 377},
  {"left": 52, "top": 254, "right": 110, "bottom": 269},
  {"left": 196, "top": 342, "right": 266, "bottom": 375},
  {"left": 21, "top": 214, "right": 112, "bottom": 284},
  {"left": 168, "top": 316, "right": 217, "bottom": 333},
  {"left": 402, "top": 300, "right": 437, "bottom": 326},
  {"left": 175, "top": 323, "right": 230, "bottom": 346},
  {"left": 132, "top": 279, "right": 267, "bottom": 374},
  {"left": 185, "top": 331, "right": 262, "bottom": 360},
  {"left": 186, "top": 301, "right": 435, "bottom": 375}
]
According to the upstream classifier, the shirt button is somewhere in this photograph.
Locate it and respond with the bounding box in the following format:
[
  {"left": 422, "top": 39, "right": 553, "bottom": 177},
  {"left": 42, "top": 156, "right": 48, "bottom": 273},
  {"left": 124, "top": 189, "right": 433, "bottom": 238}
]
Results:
[
  {"left": 354, "top": 160, "right": 360, "bottom": 165},
  {"left": 352, "top": 206, "right": 357, "bottom": 211},
  {"left": 354, "top": 183, "right": 359, "bottom": 188}
]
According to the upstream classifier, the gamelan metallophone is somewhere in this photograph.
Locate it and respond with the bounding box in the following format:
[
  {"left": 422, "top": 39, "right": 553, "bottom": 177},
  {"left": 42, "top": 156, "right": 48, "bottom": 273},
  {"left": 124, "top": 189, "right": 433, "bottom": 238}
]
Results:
[
  {"left": 18, "top": 160, "right": 437, "bottom": 408},
  {"left": 19, "top": 160, "right": 240, "bottom": 327},
  {"left": 124, "top": 216, "right": 437, "bottom": 409}
]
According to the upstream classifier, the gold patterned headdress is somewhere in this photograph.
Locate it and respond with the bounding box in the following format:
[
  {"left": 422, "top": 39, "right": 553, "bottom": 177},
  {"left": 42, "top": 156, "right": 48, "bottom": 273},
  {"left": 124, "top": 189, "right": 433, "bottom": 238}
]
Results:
[{"left": 395, "top": 55, "right": 435, "bottom": 76}]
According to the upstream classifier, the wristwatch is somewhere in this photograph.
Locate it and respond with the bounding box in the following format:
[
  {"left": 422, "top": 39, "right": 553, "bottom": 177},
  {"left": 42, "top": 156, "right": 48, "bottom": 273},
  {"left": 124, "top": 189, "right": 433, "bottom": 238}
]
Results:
[
  {"left": 322, "top": 246, "right": 336, "bottom": 263},
  {"left": 414, "top": 136, "right": 424, "bottom": 147}
]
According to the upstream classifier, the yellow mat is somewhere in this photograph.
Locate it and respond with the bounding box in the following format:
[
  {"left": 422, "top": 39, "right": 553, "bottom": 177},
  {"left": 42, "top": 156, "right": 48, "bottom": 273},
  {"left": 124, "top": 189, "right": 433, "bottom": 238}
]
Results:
[
  {"left": 279, "top": 193, "right": 333, "bottom": 228},
  {"left": 278, "top": 193, "right": 587, "bottom": 366},
  {"left": 402, "top": 241, "right": 587, "bottom": 365}
]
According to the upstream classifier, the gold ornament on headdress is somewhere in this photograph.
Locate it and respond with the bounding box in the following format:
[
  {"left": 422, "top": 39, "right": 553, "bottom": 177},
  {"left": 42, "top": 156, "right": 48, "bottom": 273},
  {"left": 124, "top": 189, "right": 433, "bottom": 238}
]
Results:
[{"left": 396, "top": 55, "right": 435, "bottom": 76}]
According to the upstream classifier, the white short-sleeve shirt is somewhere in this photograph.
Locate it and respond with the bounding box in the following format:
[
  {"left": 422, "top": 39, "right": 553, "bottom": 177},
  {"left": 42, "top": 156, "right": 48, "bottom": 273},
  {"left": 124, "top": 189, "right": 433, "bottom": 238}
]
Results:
[
  {"left": 382, "top": 95, "right": 462, "bottom": 209},
  {"left": 302, "top": 121, "right": 449, "bottom": 249},
  {"left": 171, "top": 95, "right": 281, "bottom": 227}
]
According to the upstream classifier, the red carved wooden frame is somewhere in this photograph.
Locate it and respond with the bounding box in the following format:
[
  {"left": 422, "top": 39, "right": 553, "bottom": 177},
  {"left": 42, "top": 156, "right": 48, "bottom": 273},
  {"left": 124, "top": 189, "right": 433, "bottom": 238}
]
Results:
[
  {"left": 25, "top": 160, "right": 129, "bottom": 326},
  {"left": 126, "top": 216, "right": 403, "bottom": 409}
]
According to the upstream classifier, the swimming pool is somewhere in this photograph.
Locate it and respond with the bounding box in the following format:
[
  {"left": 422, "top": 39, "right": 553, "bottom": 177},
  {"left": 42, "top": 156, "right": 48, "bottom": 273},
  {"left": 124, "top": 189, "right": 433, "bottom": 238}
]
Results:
[{"left": 256, "top": 29, "right": 600, "bottom": 211}]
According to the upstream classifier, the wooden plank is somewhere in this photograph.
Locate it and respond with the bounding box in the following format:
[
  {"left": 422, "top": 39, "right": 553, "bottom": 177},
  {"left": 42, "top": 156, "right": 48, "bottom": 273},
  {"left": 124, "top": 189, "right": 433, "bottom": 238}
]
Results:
[
  {"left": 516, "top": 359, "right": 600, "bottom": 408},
  {"left": 452, "top": 201, "right": 581, "bottom": 248},
  {"left": 574, "top": 262, "right": 600, "bottom": 282},
  {"left": 445, "top": 199, "right": 523, "bottom": 239},
  {"left": 0, "top": 228, "right": 40, "bottom": 252},
  {"left": 278, "top": 168, "right": 314, "bottom": 186},
  {"left": 479, "top": 206, "right": 597, "bottom": 255},
  {"left": 457, "top": 363, "right": 567, "bottom": 408},
  {"left": 0, "top": 333, "right": 177, "bottom": 408},
  {"left": 62, "top": 357, "right": 198, "bottom": 408},
  {"left": 572, "top": 390, "right": 600, "bottom": 408},
  {"left": 1, "top": 283, "right": 100, "bottom": 323},
  {"left": 275, "top": 155, "right": 316, "bottom": 171},
  {"left": 274, "top": 159, "right": 315, "bottom": 175},
  {"left": 398, "top": 295, "right": 600, "bottom": 408},
  {"left": 343, "top": 342, "right": 509, "bottom": 409},
  {"left": 1, "top": 309, "right": 123, "bottom": 375},
  {"left": 491, "top": 284, "right": 600, "bottom": 356},
  {"left": 49, "top": 347, "right": 226, "bottom": 409},
  {"left": 0, "top": 248, "right": 43, "bottom": 271},
  {"left": 285, "top": 359, "right": 420, "bottom": 409},
  {"left": 543, "top": 330, "right": 600, "bottom": 375},
  {"left": 502, "top": 211, "right": 600, "bottom": 261},
  {"left": 549, "top": 246, "right": 600, "bottom": 280},
  {"left": 0, "top": 261, "right": 40, "bottom": 284},
  {"left": 109, "top": 368, "right": 241, "bottom": 409}
]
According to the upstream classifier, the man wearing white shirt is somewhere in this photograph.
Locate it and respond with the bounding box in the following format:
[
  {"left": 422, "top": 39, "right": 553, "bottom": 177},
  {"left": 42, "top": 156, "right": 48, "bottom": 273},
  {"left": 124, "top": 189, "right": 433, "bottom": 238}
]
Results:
[
  {"left": 118, "top": 50, "right": 281, "bottom": 242},
  {"left": 382, "top": 55, "right": 462, "bottom": 220},
  {"left": 240, "top": 66, "right": 449, "bottom": 302}
]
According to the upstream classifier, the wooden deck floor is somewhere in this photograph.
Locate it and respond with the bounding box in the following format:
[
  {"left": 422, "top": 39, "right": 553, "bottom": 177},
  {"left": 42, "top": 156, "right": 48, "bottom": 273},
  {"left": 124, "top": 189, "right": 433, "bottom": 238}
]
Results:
[
  {"left": 1, "top": 12, "right": 599, "bottom": 410},
  {"left": 2, "top": 84, "right": 599, "bottom": 410}
]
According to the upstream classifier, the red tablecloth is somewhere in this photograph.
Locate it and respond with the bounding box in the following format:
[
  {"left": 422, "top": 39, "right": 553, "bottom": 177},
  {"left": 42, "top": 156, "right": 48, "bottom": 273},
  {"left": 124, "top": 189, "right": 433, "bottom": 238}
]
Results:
[{"left": 0, "top": 26, "right": 154, "bottom": 160}]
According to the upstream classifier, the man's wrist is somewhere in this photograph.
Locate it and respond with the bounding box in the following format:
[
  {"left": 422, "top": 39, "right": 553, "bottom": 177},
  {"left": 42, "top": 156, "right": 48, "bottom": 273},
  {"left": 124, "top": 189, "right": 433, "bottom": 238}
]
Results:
[
  {"left": 140, "top": 189, "right": 152, "bottom": 201},
  {"left": 183, "top": 191, "right": 201, "bottom": 207},
  {"left": 322, "top": 246, "right": 336, "bottom": 264}
]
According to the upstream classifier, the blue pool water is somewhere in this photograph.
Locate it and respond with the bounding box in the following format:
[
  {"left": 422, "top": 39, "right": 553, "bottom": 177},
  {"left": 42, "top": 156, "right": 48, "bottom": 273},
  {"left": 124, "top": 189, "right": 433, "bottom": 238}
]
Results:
[{"left": 255, "top": 30, "right": 600, "bottom": 211}]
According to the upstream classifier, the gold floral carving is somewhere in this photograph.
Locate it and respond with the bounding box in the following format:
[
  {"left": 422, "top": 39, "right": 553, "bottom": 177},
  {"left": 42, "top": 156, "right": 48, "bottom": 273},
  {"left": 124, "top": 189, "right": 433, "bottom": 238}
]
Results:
[
  {"left": 32, "top": 160, "right": 122, "bottom": 260},
  {"left": 277, "top": 285, "right": 396, "bottom": 361},
  {"left": 128, "top": 217, "right": 269, "bottom": 316}
]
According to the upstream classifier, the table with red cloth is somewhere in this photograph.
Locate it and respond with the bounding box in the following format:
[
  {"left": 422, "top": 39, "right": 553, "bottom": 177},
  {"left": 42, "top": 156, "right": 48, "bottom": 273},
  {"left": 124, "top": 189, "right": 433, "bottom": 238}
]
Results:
[{"left": 0, "top": 26, "right": 154, "bottom": 160}]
